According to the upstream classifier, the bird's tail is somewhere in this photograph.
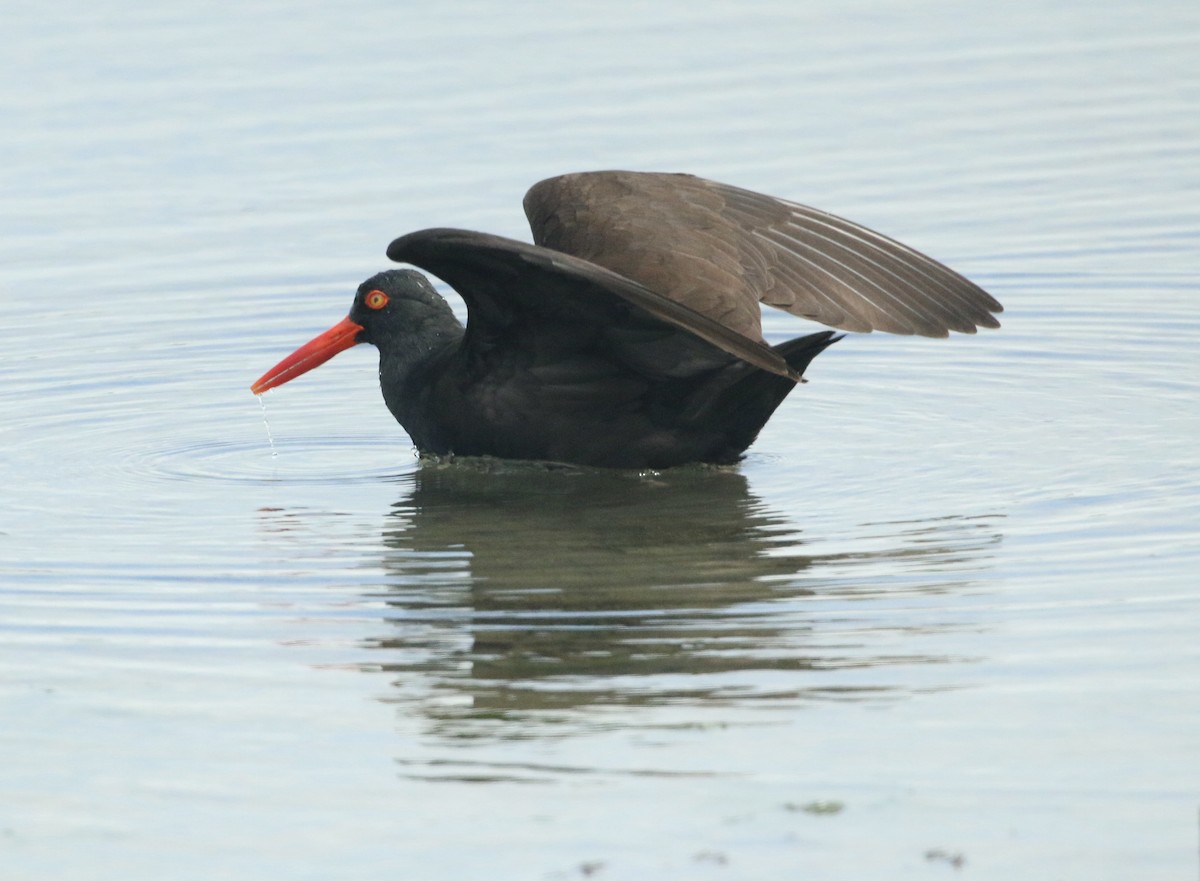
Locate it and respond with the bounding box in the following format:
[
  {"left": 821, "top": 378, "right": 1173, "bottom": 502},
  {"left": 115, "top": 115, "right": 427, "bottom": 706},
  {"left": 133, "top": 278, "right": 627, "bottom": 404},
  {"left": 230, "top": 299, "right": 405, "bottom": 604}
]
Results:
[
  {"left": 678, "top": 330, "right": 842, "bottom": 463},
  {"left": 773, "top": 331, "right": 843, "bottom": 382}
]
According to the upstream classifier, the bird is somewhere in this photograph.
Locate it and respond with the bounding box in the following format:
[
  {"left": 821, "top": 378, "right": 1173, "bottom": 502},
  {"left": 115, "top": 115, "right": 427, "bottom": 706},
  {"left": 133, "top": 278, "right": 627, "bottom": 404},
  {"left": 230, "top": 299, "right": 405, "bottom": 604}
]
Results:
[{"left": 251, "top": 170, "right": 1002, "bottom": 469}]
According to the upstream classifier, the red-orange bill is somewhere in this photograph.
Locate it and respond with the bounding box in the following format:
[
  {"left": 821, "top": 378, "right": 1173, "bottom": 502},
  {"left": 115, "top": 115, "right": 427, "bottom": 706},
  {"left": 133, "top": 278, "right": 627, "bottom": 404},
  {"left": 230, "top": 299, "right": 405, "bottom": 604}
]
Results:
[{"left": 251, "top": 316, "right": 364, "bottom": 394}]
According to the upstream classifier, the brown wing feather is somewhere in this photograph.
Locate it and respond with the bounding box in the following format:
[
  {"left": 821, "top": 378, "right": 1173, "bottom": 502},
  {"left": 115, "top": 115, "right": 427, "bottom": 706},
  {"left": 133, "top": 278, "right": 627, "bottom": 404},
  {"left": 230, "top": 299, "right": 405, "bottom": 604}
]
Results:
[{"left": 523, "top": 171, "right": 1003, "bottom": 340}]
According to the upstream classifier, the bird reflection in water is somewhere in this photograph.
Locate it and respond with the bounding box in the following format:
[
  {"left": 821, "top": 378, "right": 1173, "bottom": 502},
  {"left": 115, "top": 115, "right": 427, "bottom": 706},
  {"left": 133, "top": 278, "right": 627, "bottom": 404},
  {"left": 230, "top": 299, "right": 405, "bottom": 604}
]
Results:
[{"left": 359, "top": 459, "right": 1003, "bottom": 740}]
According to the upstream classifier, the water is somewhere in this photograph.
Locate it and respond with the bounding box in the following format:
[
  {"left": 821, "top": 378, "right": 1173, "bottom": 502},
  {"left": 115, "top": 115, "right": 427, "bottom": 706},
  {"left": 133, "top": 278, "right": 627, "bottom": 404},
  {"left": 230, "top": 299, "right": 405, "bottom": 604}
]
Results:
[{"left": 2, "top": 2, "right": 1199, "bottom": 879}]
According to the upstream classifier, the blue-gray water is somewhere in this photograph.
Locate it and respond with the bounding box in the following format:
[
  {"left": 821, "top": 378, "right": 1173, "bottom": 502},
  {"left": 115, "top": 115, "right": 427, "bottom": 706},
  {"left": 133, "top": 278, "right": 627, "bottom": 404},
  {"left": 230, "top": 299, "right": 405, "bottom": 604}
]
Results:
[{"left": 3, "top": 2, "right": 1199, "bottom": 879}]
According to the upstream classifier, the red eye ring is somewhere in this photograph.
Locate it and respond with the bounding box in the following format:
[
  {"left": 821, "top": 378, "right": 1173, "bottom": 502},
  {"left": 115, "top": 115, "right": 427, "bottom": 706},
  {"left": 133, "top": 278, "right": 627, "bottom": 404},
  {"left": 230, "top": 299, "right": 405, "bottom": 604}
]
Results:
[{"left": 365, "top": 289, "right": 389, "bottom": 310}]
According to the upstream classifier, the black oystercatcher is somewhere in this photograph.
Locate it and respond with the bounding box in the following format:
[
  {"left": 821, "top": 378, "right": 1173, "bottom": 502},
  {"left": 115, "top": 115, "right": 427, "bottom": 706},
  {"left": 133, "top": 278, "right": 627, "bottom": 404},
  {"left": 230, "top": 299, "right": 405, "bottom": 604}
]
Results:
[{"left": 251, "top": 171, "right": 1001, "bottom": 468}]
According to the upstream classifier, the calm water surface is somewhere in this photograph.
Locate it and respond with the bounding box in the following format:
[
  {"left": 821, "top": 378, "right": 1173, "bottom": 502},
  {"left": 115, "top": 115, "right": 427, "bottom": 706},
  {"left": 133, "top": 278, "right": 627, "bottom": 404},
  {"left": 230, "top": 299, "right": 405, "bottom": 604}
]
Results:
[{"left": 2, "top": 2, "right": 1199, "bottom": 879}]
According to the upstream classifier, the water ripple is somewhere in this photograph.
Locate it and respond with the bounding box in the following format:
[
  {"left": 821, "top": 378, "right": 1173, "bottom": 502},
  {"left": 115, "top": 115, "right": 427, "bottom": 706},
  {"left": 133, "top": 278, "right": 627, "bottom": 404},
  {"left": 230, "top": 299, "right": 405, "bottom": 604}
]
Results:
[{"left": 132, "top": 436, "right": 416, "bottom": 485}]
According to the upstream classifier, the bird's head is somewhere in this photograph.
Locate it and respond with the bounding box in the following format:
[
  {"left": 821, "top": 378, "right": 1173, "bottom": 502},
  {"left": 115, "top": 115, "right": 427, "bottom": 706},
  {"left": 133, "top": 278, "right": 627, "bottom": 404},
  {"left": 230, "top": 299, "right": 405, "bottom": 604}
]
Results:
[{"left": 250, "top": 269, "right": 458, "bottom": 395}]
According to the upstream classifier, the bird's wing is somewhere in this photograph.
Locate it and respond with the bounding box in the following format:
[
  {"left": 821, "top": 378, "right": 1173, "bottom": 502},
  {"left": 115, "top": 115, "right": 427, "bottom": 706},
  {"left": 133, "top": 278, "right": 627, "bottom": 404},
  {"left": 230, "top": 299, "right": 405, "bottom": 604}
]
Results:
[
  {"left": 385, "top": 228, "right": 799, "bottom": 381},
  {"left": 523, "top": 170, "right": 1003, "bottom": 340}
]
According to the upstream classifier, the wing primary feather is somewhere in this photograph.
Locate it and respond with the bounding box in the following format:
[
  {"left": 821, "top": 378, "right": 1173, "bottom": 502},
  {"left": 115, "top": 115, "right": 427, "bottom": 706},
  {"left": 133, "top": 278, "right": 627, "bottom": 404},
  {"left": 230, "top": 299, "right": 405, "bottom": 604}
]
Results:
[
  {"left": 752, "top": 227, "right": 927, "bottom": 335},
  {"left": 782, "top": 201, "right": 1003, "bottom": 318},
  {"left": 719, "top": 188, "right": 996, "bottom": 334}
]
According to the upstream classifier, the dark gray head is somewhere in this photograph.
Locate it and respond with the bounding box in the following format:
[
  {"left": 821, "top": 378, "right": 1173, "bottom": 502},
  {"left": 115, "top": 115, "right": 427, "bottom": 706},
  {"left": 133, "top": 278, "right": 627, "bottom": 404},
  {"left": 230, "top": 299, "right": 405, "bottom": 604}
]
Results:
[{"left": 348, "top": 269, "right": 461, "bottom": 351}]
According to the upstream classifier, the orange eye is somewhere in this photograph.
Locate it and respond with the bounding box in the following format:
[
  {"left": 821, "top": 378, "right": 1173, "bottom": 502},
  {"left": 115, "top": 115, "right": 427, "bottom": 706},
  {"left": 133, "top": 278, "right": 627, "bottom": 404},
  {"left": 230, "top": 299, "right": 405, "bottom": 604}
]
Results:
[{"left": 365, "top": 289, "right": 389, "bottom": 310}]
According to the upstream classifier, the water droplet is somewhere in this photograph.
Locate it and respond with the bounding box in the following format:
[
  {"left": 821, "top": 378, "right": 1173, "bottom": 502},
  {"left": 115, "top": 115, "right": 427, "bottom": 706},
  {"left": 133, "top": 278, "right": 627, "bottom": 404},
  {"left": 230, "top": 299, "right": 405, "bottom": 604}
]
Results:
[{"left": 257, "top": 395, "right": 278, "bottom": 458}]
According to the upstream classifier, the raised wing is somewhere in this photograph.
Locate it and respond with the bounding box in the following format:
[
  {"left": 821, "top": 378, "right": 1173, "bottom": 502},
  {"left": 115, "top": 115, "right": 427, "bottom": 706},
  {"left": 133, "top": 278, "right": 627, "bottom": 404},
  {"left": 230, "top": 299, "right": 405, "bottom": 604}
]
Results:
[
  {"left": 523, "top": 171, "right": 1003, "bottom": 340},
  {"left": 385, "top": 228, "right": 799, "bottom": 381}
]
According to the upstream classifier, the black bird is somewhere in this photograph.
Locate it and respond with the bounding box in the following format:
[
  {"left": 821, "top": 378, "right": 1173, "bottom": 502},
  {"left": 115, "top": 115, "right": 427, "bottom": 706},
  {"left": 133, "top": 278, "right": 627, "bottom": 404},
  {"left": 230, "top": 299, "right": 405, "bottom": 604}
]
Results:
[{"left": 251, "top": 171, "right": 1002, "bottom": 468}]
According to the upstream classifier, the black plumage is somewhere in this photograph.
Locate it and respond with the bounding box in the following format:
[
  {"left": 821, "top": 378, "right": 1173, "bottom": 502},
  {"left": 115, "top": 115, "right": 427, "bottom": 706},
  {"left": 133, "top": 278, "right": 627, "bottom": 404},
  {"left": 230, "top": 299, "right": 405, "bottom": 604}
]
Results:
[{"left": 252, "top": 171, "right": 1001, "bottom": 468}]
